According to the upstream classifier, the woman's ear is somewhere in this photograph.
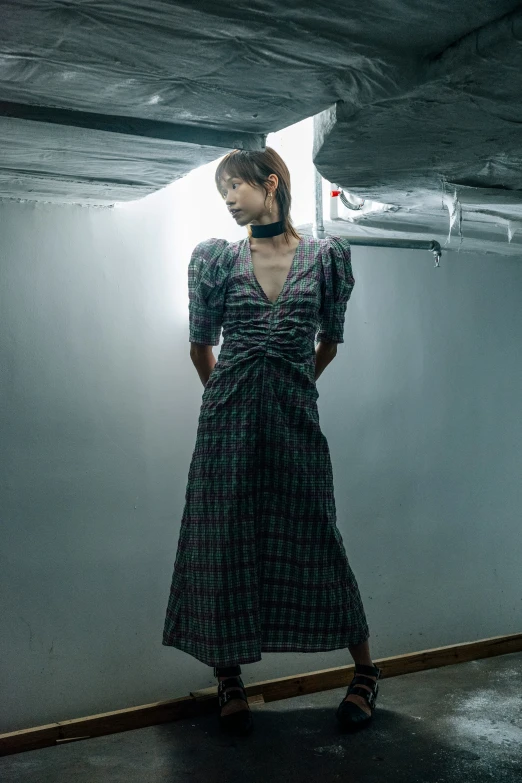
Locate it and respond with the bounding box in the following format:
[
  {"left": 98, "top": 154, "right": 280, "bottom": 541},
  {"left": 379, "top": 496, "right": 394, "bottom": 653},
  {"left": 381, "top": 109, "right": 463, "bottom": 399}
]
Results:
[{"left": 267, "top": 173, "right": 278, "bottom": 192}]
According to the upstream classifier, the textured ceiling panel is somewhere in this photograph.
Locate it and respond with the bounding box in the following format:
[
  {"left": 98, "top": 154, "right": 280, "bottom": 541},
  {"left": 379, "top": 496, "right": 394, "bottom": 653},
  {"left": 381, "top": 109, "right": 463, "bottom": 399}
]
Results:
[
  {"left": 2, "top": 1, "right": 513, "bottom": 129},
  {"left": 314, "top": 6, "right": 522, "bottom": 254},
  {"left": 0, "top": 1, "right": 521, "bottom": 254}
]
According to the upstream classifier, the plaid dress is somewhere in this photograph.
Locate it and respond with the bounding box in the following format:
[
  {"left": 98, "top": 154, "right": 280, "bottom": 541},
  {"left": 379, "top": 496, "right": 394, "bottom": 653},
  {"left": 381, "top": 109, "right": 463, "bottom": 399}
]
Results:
[{"left": 162, "top": 234, "right": 369, "bottom": 667}]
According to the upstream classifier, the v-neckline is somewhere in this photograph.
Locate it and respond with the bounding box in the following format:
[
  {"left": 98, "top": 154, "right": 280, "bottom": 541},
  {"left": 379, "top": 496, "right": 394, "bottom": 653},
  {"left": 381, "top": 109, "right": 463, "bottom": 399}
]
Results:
[{"left": 246, "top": 236, "right": 303, "bottom": 306}]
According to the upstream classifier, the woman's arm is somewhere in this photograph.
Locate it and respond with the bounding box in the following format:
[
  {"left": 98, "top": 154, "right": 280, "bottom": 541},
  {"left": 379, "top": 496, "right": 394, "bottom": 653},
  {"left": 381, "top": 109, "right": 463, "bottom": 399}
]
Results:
[
  {"left": 190, "top": 344, "right": 216, "bottom": 388},
  {"left": 314, "top": 341, "right": 337, "bottom": 381}
]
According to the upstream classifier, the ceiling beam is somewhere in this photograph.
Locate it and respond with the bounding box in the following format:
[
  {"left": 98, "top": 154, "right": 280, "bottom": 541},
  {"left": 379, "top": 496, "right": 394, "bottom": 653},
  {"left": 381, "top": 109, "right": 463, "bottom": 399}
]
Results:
[{"left": 0, "top": 100, "right": 266, "bottom": 150}]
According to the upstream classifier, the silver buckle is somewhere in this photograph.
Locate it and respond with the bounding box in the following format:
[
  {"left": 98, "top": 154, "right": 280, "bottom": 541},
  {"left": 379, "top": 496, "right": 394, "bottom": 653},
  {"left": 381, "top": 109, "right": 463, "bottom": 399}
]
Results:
[{"left": 367, "top": 683, "right": 378, "bottom": 708}]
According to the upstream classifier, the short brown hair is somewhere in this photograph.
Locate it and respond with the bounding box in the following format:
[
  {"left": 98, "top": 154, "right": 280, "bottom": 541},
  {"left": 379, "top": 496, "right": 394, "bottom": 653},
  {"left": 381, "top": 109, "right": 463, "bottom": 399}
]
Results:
[{"left": 215, "top": 146, "right": 301, "bottom": 244}]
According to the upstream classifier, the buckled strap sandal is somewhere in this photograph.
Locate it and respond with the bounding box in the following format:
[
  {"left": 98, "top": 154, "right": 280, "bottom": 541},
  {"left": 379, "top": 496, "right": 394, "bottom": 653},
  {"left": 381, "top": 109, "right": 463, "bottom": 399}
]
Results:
[
  {"left": 336, "top": 662, "right": 382, "bottom": 730},
  {"left": 214, "top": 664, "right": 254, "bottom": 735}
]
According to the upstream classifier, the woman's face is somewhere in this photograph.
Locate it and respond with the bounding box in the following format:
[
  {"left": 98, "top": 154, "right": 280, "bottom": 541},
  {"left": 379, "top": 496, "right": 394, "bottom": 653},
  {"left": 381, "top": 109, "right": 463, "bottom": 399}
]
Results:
[{"left": 219, "top": 172, "right": 279, "bottom": 225}]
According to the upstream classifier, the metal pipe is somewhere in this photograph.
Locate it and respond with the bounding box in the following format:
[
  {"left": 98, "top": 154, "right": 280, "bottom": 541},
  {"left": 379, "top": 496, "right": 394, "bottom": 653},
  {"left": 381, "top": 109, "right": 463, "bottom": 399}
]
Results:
[
  {"left": 312, "top": 166, "right": 442, "bottom": 265},
  {"left": 331, "top": 235, "right": 442, "bottom": 266},
  {"left": 313, "top": 166, "right": 325, "bottom": 239}
]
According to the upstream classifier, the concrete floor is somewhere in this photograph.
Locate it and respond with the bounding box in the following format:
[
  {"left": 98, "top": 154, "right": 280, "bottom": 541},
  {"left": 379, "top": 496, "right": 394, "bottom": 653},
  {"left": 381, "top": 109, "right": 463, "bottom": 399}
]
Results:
[{"left": 2, "top": 651, "right": 521, "bottom": 783}]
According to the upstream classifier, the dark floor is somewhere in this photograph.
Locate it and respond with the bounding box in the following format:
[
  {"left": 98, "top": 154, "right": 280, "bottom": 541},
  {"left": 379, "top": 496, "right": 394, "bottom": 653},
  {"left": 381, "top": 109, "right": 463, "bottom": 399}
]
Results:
[{"left": 2, "top": 652, "right": 521, "bottom": 783}]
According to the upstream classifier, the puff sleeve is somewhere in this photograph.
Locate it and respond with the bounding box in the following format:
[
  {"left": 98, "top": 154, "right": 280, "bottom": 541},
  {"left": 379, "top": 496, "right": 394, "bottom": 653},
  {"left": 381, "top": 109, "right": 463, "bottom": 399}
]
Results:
[
  {"left": 188, "top": 238, "right": 230, "bottom": 346},
  {"left": 316, "top": 236, "right": 355, "bottom": 345}
]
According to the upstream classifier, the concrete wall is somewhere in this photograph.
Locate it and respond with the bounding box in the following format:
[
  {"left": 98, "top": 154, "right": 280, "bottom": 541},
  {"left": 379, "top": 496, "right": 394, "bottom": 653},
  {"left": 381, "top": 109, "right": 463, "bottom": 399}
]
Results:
[{"left": 1, "top": 195, "right": 521, "bottom": 732}]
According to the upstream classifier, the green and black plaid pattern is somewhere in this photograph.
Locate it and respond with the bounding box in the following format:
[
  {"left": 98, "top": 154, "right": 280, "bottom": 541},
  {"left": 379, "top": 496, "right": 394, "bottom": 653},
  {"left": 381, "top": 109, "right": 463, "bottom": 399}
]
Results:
[{"left": 162, "top": 235, "right": 369, "bottom": 666}]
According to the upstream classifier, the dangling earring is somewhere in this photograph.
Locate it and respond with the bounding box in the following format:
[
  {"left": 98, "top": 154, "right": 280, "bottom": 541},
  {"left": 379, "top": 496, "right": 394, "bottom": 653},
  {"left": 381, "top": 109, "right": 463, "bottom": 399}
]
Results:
[{"left": 268, "top": 193, "right": 273, "bottom": 214}]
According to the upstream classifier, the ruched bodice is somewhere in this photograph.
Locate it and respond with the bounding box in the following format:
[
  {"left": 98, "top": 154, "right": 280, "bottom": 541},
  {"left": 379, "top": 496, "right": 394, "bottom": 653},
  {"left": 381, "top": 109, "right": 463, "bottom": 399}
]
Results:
[{"left": 197, "top": 234, "right": 354, "bottom": 411}]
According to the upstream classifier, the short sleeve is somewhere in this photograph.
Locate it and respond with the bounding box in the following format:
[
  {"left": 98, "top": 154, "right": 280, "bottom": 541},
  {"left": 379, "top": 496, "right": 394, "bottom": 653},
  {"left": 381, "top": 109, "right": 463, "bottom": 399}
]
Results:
[
  {"left": 316, "top": 236, "right": 355, "bottom": 345},
  {"left": 188, "top": 238, "right": 230, "bottom": 346}
]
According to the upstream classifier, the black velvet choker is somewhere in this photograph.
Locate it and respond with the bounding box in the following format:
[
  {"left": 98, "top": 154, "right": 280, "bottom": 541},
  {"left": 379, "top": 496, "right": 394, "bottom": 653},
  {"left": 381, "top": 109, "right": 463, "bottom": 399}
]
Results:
[{"left": 250, "top": 220, "right": 285, "bottom": 238}]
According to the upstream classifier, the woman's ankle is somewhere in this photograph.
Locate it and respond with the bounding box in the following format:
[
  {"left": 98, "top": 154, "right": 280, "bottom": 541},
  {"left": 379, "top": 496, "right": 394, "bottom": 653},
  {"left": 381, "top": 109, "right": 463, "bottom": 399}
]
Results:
[{"left": 214, "top": 664, "right": 241, "bottom": 678}]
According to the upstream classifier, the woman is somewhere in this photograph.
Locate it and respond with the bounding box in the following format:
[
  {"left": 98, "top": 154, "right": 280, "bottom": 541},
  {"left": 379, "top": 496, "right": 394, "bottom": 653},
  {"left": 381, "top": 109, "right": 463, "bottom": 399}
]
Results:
[{"left": 162, "top": 147, "right": 382, "bottom": 736}]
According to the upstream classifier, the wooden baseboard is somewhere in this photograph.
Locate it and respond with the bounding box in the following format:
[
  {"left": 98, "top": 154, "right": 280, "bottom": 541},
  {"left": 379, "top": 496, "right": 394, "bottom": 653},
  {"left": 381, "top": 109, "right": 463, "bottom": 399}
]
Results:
[{"left": 1, "top": 632, "right": 521, "bottom": 757}]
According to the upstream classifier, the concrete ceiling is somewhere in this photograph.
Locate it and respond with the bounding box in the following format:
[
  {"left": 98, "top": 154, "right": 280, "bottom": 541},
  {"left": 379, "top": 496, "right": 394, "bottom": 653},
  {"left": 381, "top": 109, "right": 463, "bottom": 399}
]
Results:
[{"left": 1, "top": 1, "right": 522, "bottom": 256}]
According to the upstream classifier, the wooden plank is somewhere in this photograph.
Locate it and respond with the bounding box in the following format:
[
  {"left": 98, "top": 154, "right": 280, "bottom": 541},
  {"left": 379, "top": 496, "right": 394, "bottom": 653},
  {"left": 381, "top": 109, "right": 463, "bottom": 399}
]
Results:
[
  {"left": 191, "top": 632, "right": 522, "bottom": 703},
  {"left": 2, "top": 631, "right": 521, "bottom": 757},
  {"left": 0, "top": 724, "right": 61, "bottom": 755}
]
